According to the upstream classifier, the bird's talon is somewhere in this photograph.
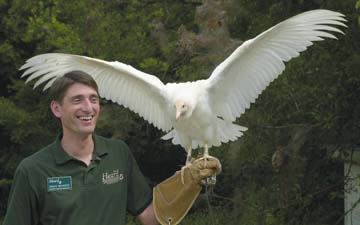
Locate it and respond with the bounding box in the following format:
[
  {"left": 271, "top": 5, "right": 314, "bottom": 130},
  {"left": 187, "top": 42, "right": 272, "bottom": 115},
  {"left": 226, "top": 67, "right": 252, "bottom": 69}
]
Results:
[
  {"left": 197, "top": 154, "right": 218, "bottom": 164},
  {"left": 180, "top": 164, "right": 190, "bottom": 185},
  {"left": 180, "top": 167, "right": 185, "bottom": 185}
]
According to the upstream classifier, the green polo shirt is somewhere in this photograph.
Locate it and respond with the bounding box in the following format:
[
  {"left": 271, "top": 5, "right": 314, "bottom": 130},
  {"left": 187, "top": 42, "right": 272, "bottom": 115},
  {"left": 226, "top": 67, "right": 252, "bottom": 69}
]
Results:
[{"left": 3, "top": 134, "right": 152, "bottom": 225}]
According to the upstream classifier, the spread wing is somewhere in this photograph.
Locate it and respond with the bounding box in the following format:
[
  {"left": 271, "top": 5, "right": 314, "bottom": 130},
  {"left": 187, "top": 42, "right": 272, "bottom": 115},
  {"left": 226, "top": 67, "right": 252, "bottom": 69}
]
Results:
[
  {"left": 205, "top": 9, "right": 346, "bottom": 121},
  {"left": 20, "top": 53, "right": 173, "bottom": 131}
]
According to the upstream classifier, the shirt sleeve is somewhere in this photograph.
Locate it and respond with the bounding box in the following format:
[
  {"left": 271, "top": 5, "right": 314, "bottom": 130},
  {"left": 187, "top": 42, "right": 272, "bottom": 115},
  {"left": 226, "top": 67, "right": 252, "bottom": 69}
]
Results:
[
  {"left": 3, "top": 161, "right": 40, "bottom": 225},
  {"left": 125, "top": 146, "right": 152, "bottom": 216}
]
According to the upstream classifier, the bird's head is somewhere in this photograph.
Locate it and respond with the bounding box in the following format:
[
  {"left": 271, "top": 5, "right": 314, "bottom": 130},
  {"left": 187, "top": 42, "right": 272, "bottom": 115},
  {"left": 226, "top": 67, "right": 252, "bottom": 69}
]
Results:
[{"left": 175, "top": 100, "right": 192, "bottom": 121}]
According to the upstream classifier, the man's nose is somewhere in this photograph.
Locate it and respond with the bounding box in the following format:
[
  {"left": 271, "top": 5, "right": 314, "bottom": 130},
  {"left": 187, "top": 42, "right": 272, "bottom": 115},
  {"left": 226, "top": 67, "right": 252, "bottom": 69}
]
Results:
[{"left": 82, "top": 99, "right": 92, "bottom": 111}]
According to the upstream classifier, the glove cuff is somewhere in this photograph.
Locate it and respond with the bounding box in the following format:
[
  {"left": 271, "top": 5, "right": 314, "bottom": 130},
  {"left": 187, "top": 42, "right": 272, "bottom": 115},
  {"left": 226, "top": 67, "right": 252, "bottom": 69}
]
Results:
[{"left": 153, "top": 168, "right": 202, "bottom": 225}]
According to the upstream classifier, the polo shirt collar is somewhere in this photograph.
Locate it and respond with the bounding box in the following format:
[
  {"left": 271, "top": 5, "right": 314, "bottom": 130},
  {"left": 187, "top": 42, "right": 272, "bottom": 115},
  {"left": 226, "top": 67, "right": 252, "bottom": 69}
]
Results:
[
  {"left": 53, "top": 133, "right": 108, "bottom": 165},
  {"left": 93, "top": 134, "right": 108, "bottom": 156}
]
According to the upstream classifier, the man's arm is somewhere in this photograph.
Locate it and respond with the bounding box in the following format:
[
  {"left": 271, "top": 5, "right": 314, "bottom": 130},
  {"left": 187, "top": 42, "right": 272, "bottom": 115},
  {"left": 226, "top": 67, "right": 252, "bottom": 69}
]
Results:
[
  {"left": 3, "top": 161, "right": 39, "bottom": 225},
  {"left": 137, "top": 202, "right": 158, "bottom": 225}
]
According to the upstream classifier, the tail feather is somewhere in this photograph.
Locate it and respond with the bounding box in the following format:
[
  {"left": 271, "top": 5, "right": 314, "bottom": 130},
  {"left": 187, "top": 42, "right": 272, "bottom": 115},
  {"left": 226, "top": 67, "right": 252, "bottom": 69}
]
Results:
[
  {"left": 216, "top": 120, "right": 247, "bottom": 147},
  {"left": 161, "top": 130, "right": 187, "bottom": 149},
  {"left": 161, "top": 120, "right": 247, "bottom": 150}
]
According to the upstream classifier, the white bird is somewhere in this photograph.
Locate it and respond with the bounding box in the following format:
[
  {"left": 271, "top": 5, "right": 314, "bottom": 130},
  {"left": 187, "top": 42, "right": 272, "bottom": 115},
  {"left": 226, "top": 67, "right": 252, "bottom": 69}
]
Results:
[{"left": 20, "top": 10, "right": 346, "bottom": 166}]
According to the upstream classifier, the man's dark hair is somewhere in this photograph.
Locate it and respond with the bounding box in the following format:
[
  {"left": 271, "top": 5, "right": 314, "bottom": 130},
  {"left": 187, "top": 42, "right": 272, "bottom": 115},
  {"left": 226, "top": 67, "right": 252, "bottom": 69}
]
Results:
[{"left": 49, "top": 71, "right": 99, "bottom": 103}]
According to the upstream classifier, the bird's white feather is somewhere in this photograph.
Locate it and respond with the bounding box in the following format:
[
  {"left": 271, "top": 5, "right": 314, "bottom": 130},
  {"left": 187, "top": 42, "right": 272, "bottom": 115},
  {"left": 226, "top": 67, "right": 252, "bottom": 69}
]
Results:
[
  {"left": 206, "top": 9, "right": 346, "bottom": 122},
  {"left": 20, "top": 53, "right": 173, "bottom": 132}
]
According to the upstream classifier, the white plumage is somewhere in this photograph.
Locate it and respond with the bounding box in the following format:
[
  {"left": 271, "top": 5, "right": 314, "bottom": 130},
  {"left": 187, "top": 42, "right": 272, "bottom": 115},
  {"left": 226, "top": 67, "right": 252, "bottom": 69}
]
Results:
[{"left": 20, "top": 10, "right": 346, "bottom": 163}]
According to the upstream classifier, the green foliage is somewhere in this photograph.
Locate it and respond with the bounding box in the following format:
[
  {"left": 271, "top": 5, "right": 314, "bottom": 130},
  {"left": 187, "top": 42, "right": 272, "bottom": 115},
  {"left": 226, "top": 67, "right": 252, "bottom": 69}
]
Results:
[
  {"left": 139, "top": 57, "right": 169, "bottom": 75},
  {"left": 357, "top": 0, "right": 360, "bottom": 25},
  {"left": 22, "top": 1, "right": 83, "bottom": 52},
  {"left": 182, "top": 208, "right": 238, "bottom": 225},
  {"left": 0, "top": 97, "right": 32, "bottom": 143}
]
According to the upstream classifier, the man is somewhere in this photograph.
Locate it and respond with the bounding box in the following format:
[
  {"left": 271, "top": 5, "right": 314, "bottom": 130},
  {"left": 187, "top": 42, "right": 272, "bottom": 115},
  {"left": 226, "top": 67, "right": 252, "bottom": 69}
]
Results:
[{"left": 3, "top": 71, "right": 221, "bottom": 225}]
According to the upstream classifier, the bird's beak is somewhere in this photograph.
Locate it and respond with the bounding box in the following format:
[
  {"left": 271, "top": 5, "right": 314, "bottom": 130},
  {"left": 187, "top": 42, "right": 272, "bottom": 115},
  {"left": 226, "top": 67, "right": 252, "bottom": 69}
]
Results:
[{"left": 176, "top": 110, "right": 181, "bottom": 121}]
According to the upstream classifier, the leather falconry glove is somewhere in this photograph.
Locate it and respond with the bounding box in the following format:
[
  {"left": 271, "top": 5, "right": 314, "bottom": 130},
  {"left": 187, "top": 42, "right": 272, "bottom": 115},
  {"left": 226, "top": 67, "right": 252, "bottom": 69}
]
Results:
[{"left": 153, "top": 157, "right": 221, "bottom": 225}]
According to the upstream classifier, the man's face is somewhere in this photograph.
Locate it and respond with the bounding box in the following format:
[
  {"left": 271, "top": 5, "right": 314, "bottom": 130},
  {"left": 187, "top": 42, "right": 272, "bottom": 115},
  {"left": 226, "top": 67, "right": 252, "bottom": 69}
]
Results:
[{"left": 51, "top": 83, "right": 100, "bottom": 138}]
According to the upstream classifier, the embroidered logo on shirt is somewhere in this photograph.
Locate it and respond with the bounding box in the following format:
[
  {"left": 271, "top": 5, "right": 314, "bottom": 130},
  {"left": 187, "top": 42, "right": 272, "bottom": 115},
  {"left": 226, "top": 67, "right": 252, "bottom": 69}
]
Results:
[
  {"left": 102, "top": 169, "right": 123, "bottom": 185},
  {"left": 47, "top": 176, "right": 72, "bottom": 192}
]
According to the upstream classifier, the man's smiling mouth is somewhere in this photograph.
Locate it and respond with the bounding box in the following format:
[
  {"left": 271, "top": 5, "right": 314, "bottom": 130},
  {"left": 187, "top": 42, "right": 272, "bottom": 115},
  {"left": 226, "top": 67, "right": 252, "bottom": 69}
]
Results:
[{"left": 78, "top": 116, "right": 93, "bottom": 121}]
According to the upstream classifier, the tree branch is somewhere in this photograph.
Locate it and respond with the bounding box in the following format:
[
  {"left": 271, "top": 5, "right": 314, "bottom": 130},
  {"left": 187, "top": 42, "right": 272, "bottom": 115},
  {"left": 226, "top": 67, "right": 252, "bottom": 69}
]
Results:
[{"left": 334, "top": 196, "right": 360, "bottom": 225}]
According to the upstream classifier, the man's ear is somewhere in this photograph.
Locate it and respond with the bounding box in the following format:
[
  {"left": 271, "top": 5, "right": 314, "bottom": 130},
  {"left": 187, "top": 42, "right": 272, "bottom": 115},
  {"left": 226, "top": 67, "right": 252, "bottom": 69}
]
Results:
[{"left": 50, "top": 100, "right": 62, "bottom": 118}]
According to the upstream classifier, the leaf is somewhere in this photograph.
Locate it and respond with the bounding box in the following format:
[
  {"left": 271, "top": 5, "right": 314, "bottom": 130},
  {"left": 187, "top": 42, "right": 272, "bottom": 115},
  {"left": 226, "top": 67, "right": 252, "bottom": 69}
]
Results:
[{"left": 356, "top": 0, "right": 360, "bottom": 9}]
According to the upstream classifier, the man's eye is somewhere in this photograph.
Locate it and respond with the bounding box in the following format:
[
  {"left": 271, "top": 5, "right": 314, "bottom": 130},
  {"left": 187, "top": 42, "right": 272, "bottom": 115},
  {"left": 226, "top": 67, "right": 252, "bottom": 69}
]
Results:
[
  {"left": 91, "top": 97, "right": 98, "bottom": 103},
  {"left": 73, "top": 98, "right": 81, "bottom": 103}
]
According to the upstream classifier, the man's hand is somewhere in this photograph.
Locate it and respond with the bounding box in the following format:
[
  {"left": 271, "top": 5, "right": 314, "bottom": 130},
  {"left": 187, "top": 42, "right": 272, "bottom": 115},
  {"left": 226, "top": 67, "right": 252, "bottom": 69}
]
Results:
[{"left": 188, "top": 157, "right": 222, "bottom": 185}]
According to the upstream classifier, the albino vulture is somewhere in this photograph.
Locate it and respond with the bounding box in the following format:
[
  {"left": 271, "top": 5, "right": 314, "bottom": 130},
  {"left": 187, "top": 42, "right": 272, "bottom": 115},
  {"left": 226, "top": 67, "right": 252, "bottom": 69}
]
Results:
[{"left": 20, "top": 10, "right": 346, "bottom": 165}]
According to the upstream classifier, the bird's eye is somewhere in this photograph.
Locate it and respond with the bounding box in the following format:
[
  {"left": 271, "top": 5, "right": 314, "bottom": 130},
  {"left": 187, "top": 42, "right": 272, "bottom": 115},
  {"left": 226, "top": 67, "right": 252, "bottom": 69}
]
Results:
[{"left": 182, "top": 105, "right": 185, "bottom": 108}]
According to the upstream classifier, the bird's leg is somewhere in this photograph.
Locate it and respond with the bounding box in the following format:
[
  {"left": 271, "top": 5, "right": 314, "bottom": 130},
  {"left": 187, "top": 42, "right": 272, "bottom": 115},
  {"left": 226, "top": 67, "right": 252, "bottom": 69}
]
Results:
[
  {"left": 181, "top": 145, "right": 192, "bottom": 184},
  {"left": 198, "top": 142, "right": 217, "bottom": 161},
  {"left": 186, "top": 146, "right": 192, "bottom": 166},
  {"left": 203, "top": 142, "right": 210, "bottom": 159},
  {"left": 199, "top": 142, "right": 217, "bottom": 185}
]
